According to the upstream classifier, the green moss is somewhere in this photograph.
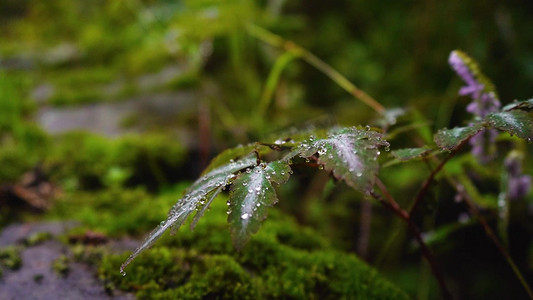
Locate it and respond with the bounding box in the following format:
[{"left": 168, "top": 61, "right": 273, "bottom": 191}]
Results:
[
  {"left": 165, "top": 72, "right": 200, "bottom": 90},
  {"left": 51, "top": 185, "right": 188, "bottom": 236},
  {"left": 46, "top": 132, "right": 187, "bottom": 190},
  {"left": 0, "top": 72, "right": 48, "bottom": 183},
  {"left": 98, "top": 197, "right": 409, "bottom": 299},
  {"left": 48, "top": 86, "right": 106, "bottom": 106},
  {"left": 22, "top": 231, "right": 53, "bottom": 246},
  {"left": 0, "top": 246, "right": 22, "bottom": 270},
  {"left": 52, "top": 254, "right": 70, "bottom": 277}
]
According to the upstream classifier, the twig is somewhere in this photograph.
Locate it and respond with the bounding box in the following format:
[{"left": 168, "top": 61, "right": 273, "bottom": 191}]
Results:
[
  {"left": 374, "top": 179, "right": 453, "bottom": 300},
  {"left": 246, "top": 24, "right": 386, "bottom": 115}
]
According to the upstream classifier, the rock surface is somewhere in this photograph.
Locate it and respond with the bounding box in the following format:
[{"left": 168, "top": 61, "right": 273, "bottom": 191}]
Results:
[{"left": 0, "top": 222, "right": 134, "bottom": 300}]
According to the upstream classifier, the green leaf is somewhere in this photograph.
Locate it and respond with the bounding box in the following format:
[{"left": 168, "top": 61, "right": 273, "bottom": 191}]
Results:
[
  {"left": 434, "top": 123, "right": 484, "bottom": 151},
  {"left": 228, "top": 161, "right": 291, "bottom": 250},
  {"left": 485, "top": 111, "right": 533, "bottom": 140},
  {"left": 299, "top": 127, "right": 389, "bottom": 192},
  {"left": 121, "top": 154, "right": 257, "bottom": 272},
  {"left": 391, "top": 147, "right": 433, "bottom": 162},
  {"left": 502, "top": 99, "right": 533, "bottom": 112}
]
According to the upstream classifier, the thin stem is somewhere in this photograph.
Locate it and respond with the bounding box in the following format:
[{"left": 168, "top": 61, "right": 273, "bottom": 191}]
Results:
[
  {"left": 258, "top": 51, "right": 297, "bottom": 117},
  {"left": 451, "top": 180, "right": 533, "bottom": 299},
  {"left": 374, "top": 179, "right": 453, "bottom": 300},
  {"left": 246, "top": 24, "right": 386, "bottom": 115}
]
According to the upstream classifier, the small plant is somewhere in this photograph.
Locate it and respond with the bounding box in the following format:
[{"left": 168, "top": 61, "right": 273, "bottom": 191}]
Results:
[{"left": 120, "top": 30, "right": 533, "bottom": 299}]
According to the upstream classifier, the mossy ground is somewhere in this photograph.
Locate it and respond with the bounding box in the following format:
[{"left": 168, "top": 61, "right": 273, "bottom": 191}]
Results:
[{"left": 95, "top": 194, "right": 409, "bottom": 300}]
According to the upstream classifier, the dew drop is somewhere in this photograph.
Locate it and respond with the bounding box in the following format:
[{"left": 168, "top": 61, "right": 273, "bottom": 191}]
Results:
[
  {"left": 255, "top": 187, "right": 261, "bottom": 191},
  {"left": 120, "top": 270, "right": 127, "bottom": 277},
  {"left": 305, "top": 158, "right": 310, "bottom": 163},
  {"left": 318, "top": 165, "right": 324, "bottom": 170},
  {"left": 256, "top": 203, "right": 261, "bottom": 207},
  {"left": 385, "top": 146, "right": 390, "bottom": 152},
  {"left": 160, "top": 220, "right": 166, "bottom": 226},
  {"left": 243, "top": 182, "right": 248, "bottom": 186},
  {"left": 356, "top": 172, "right": 363, "bottom": 177},
  {"left": 241, "top": 213, "right": 250, "bottom": 220},
  {"left": 227, "top": 209, "right": 232, "bottom": 215},
  {"left": 365, "top": 125, "right": 371, "bottom": 131},
  {"left": 226, "top": 200, "right": 231, "bottom": 206},
  {"left": 288, "top": 159, "right": 293, "bottom": 165}
]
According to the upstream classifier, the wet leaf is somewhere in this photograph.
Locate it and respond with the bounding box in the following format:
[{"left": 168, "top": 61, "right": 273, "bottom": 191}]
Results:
[
  {"left": 391, "top": 147, "right": 433, "bottom": 162},
  {"left": 502, "top": 99, "right": 533, "bottom": 112},
  {"left": 299, "top": 127, "right": 389, "bottom": 192},
  {"left": 485, "top": 110, "right": 533, "bottom": 140},
  {"left": 228, "top": 161, "right": 291, "bottom": 250},
  {"left": 121, "top": 154, "right": 257, "bottom": 272},
  {"left": 434, "top": 123, "right": 484, "bottom": 151}
]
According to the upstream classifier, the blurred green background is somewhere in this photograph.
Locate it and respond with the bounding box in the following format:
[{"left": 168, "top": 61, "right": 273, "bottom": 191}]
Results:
[{"left": 1, "top": 1, "right": 532, "bottom": 299}]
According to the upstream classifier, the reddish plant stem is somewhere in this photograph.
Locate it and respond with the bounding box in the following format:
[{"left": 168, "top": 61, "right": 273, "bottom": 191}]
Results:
[{"left": 374, "top": 179, "right": 453, "bottom": 300}]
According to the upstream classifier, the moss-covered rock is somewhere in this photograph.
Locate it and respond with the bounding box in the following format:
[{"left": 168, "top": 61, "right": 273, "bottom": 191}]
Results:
[
  {"left": 51, "top": 185, "right": 188, "bottom": 236},
  {"left": 98, "top": 195, "right": 409, "bottom": 299},
  {"left": 46, "top": 132, "right": 187, "bottom": 190}
]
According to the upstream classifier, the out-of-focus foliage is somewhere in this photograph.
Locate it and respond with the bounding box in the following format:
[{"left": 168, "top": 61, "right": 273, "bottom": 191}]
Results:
[
  {"left": 0, "top": 1, "right": 532, "bottom": 299},
  {"left": 0, "top": 72, "right": 47, "bottom": 182},
  {"left": 46, "top": 132, "right": 186, "bottom": 190}
]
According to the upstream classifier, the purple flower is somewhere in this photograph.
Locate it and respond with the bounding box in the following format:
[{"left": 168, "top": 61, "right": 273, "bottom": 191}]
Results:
[
  {"left": 504, "top": 152, "right": 531, "bottom": 200},
  {"left": 469, "top": 129, "right": 498, "bottom": 163},
  {"left": 449, "top": 51, "right": 501, "bottom": 162},
  {"left": 448, "top": 51, "right": 479, "bottom": 89}
]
